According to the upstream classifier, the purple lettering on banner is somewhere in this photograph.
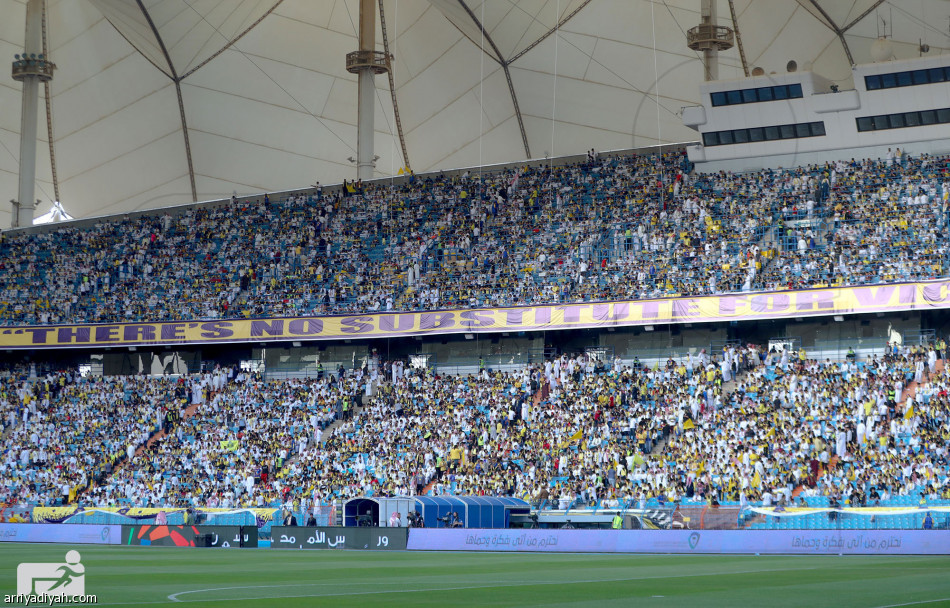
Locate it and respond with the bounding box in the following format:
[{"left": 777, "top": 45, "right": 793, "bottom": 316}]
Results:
[
  {"left": 593, "top": 303, "right": 629, "bottom": 322},
  {"left": 751, "top": 294, "right": 789, "bottom": 313},
  {"left": 718, "top": 295, "right": 743, "bottom": 316},
  {"left": 900, "top": 284, "right": 918, "bottom": 304},
  {"left": 795, "top": 291, "right": 835, "bottom": 312},
  {"left": 95, "top": 326, "right": 120, "bottom": 342},
  {"left": 672, "top": 299, "right": 699, "bottom": 319},
  {"left": 379, "top": 314, "right": 416, "bottom": 332},
  {"left": 250, "top": 320, "right": 284, "bottom": 337},
  {"left": 200, "top": 322, "right": 234, "bottom": 339},
  {"left": 556, "top": 305, "right": 590, "bottom": 323},
  {"left": 853, "top": 285, "right": 896, "bottom": 307},
  {"left": 123, "top": 325, "right": 156, "bottom": 342},
  {"left": 26, "top": 328, "right": 55, "bottom": 344},
  {"left": 57, "top": 327, "right": 91, "bottom": 344},
  {"left": 533, "top": 307, "right": 552, "bottom": 325},
  {"left": 506, "top": 310, "right": 525, "bottom": 326},
  {"left": 288, "top": 319, "right": 324, "bottom": 336},
  {"left": 420, "top": 313, "right": 454, "bottom": 330},
  {"left": 15, "top": 281, "right": 950, "bottom": 351},
  {"left": 340, "top": 316, "right": 373, "bottom": 334},
  {"left": 922, "top": 283, "right": 950, "bottom": 304},
  {"left": 460, "top": 310, "right": 495, "bottom": 328},
  {"left": 160, "top": 324, "right": 186, "bottom": 340},
  {"left": 639, "top": 302, "right": 659, "bottom": 319}
]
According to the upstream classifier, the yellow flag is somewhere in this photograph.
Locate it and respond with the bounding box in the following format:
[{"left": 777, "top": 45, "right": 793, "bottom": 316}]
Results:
[
  {"left": 683, "top": 419, "right": 695, "bottom": 430},
  {"left": 633, "top": 453, "right": 645, "bottom": 466},
  {"left": 905, "top": 405, "right": 914, "bottom": 420},
  {"left": 558, "top": 429, "right": 583, "bottom": 449},
  {"left": 752, "top": 470, "right": 762, "bottom": 488}
]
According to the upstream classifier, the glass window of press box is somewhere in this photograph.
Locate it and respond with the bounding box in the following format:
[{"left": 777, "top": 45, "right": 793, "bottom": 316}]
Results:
[
  {"left": 864, "top": 67, "right": 950, "bottom": 91},
  {"left": 703, "top": 121, "right": 825, "bottom": 147},
  {"left": 710, "top": 83, "right": 803, "bottom": 107},
  {"left": 855, "top": 107, "right": 950, "bottom": 132}
]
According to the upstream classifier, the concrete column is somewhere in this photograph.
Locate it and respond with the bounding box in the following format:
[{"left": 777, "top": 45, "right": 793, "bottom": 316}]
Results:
[
  {"left": 356, "top": 0, "right": 376, "bottom": 181},
  {"left": 15, "top": 0, "right": 44, "bottom": 227}
]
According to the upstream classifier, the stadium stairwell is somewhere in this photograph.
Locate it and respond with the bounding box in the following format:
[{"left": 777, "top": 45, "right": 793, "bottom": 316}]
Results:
[
  {"left": 900, "top": 358, "right": 944, "bottom": 402},
  {"left": 86, "top": 402, "right": 201, "bottom": 503},
  {"left": 139, "top": 402, "right": 201, "bottom": 457},
  {"left": 277, "top": 390, "right": 367, "bottom": 481},
  {"left": 419, "top": 475, "right": 438, "bottom": 497},
  {"left": 646, "top": 366, "right": 748, "bottom": 480},
  {"left": 784, "top": 358, "right": 946, "bottom": 500}
]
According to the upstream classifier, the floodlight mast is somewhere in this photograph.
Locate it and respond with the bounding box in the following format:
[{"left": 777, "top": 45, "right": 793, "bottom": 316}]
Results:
[
  {"left": 687, "top": 0, "right": 734, "bottom": 82},
  {"left": 11, "top": 0, "right": 53, "bottom": 228},
  {"left": 346, "top": 0, "right": 388, "bottom": 181}
]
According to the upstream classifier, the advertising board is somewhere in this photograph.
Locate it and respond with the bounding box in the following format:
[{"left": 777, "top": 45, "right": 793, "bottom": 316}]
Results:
[
  {"left": 121, "top": 525, "right": 257, "bottom": 548},
  {"left": 270, "top": 526, "right": 407, "bottom": 551},
  {"left": 0, "top": 524, "right": 121, "bottom": 545},
  {"left": 407, "top": 529, "right": 950, "bottom": 555}
]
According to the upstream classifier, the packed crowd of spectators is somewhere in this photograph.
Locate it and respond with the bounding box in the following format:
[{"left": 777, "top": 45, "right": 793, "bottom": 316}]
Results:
[
  {"left": 2, "top": 147, "right": 950, "bottom": 511},
  {"left": 652, "top": 343, "right": 950, "bottom": 508},
  {"left": 304, "top": 340, "right": 950, "bottom": 510},
  {"left": 0, "top": 363, "right": 367, "bottom": 508},
  {"left": 1, "top": 151, "right": 948, "bottom": 326},
  {"left": 0, "top": 371, "right": 187, "bottom": 506},
  {"left": 3, "top": 338, "right": 950, "bottom": 510},
  {"left": 81, "top": 370, "right": 361, "bottom": 508}
]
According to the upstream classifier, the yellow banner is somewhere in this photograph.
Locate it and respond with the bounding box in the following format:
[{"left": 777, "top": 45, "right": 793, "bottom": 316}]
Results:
[
  {"left": 32, "top": 506, "right": 277, "bottom": 524},
  {"left": 3, "top": 280, "right": 949, "bottom": 349}
]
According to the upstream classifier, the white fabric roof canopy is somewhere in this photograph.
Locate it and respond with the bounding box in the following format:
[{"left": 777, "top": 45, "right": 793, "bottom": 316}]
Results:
[{"left": 1, "top": 0, "right": 948, "bottom": 226}]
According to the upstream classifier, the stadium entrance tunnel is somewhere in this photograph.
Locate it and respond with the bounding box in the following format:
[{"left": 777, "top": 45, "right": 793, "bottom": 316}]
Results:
[{"left": 344, "top": 498, "right": 380, "bottom": 527}]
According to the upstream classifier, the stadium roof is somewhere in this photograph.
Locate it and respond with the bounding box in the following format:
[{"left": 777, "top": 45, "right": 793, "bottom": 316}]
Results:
[{"left": 1, "top": 0, "right": 948, "bottom": 226}]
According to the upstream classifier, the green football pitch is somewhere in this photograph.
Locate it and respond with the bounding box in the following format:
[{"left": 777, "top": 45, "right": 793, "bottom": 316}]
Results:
[{"left": 2, "top": 545, "right": 950, "bottom": 607}]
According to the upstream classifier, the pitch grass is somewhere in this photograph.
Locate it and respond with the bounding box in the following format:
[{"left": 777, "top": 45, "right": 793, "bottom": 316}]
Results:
[{"left": 1, "top": 545, "right": 950, "bottom": 607}]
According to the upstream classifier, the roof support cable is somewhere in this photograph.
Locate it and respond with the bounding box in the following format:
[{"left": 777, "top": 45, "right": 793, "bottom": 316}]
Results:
[
  {"left": 550, "top": 0, "right": 560, "bottom": 168},
  {"left": 377, "top": 0, "right": 411, "bottom": 174},
  {"left": 41, "top": 0, "right": 60, "bottom": 205}
]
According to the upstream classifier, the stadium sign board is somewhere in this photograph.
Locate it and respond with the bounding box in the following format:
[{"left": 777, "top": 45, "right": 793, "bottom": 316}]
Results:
[
  {"left": 0, "top": 523, "right": 120, "bottom": 545},
  {"left": 270, "top": 526, "right": 408, "bottom": 551},
  {"left": 2, "top": 280, "right": 949, "bottom": 349},
  {"left": 407, "top": 529, "right": 950, "bottom": 555},
  {"left": 121, "top": 525, "right": 258, "bottom": 548}
]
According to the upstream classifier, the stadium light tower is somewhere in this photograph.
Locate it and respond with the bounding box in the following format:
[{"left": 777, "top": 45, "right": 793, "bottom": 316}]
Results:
[
  {"left": 687, "top": 0, "right": 734, "bottom": 81},
  {"left": 346, "top": 0, "right": 389, "bottom": 181},
  {"left": 11, "top": 0, "right": 55, "bottom": 228}
]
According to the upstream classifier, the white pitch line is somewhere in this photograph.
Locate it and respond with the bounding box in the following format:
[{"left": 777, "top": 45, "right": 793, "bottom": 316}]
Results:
[
  {"left": 166, "top": 565, "right": 819, "bottom": 602},
  {"left": 873, "top": 599, "right": 950, "bottom": 608}
]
